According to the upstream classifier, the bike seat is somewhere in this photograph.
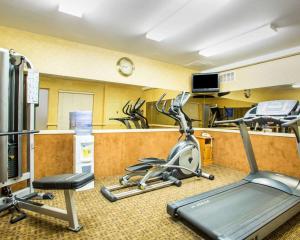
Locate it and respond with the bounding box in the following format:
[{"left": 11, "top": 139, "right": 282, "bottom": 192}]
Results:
[{"left": 139, "top": 158, "right": 166, "bottom": 164}]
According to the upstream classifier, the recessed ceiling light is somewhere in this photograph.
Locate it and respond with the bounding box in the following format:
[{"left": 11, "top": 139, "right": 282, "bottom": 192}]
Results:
[
  {"left": 58, "top": 1, "right": 83, "bottom": 18},
  {"left": 145, "top": 32, "right": 164, "bottom": 42},
  {"left": 292, "top": 83, "right": 300, "bottom": 88},
  {"left": 199, "top": 24, "right": 278, "bottom": 57}
]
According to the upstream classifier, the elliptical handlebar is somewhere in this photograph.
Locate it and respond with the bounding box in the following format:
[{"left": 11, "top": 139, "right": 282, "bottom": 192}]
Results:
[
  {"left": 112, "top": 97, "right": 149, "bottom": 129},
  {"left": 155, "top": 93, "right": 167, "bottom": 113},
  {"left": 133, "top": 97, "right": 141, "bottom": 111},
  {"left": 155, "top": 94, "right": 179, "bottom": 122},
  {"left": 155, "top": 92, "right": 194, "bottom": 133},
  {"left": 180, "top": 92, "right": 186, "bottom": 105},
  {"left": 128, "top": 105, "right": 133, "bottom": 115},
  {"left": 134, "top": 99, "right": 145, "bottom": 111},
  {"left": 122, "top": 101, "right": 131, "bottom": 115},
  {"left": 124, "top": 104, "right": 132, "bottom": 116},
  {"left": 162, "top": 100, "right": 168, "bottom": 114},
  {"left": 123, "top": 98, "right": 146, "bottom": 116},
  {"left": 179, "top": 92, "right": 191, "bottom": 107}
]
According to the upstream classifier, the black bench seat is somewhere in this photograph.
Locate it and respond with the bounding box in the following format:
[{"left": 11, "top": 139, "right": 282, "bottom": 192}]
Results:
[{"left": 33, "top": 173, "right": 94, "bottom": 190}]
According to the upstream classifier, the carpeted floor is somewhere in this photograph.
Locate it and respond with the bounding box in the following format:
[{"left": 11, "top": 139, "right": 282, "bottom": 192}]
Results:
[{"left": 0, "top": 165, "right": 299, "bottom": 240}]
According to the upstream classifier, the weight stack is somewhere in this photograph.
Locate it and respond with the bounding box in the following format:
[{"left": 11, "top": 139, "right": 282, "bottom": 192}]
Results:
[{"left": 8, "top": 143, "right": 18, "bottom": 179}]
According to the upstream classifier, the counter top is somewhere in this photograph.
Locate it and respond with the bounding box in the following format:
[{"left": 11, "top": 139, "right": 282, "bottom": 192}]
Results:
[
  {"left": 37, "top": 128, "right": 296, "bottom": 138},
  {"left": 202, "top": 127, "right": 295, "bottom": 138}
]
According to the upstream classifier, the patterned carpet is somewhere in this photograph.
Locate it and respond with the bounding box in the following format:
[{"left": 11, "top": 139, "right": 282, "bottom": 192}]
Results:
[{"left": 0, "top": 165, "right": 299, "bottom": 240}]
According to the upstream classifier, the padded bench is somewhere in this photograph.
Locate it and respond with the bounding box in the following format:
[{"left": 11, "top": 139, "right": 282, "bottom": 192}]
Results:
[
  {"left": 20, "top": 173, "right": 94, "bottom": 232},
  {"left": 33, "top": 173, "right": 94, "bottom": 190}
]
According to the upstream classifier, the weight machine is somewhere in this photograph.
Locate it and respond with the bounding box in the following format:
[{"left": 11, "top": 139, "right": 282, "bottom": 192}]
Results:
[{"left": 0, "top": 49, "right": 93, "bottom": 231}]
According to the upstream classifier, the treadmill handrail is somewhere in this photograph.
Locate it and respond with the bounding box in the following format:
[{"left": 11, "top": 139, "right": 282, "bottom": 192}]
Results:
[
  {"left": 282, "top": 116, "right": 300, "bottom": 127},
  {"left": 215, "top": 115, "right": 300, "bottom": 126},
  {"left": 155, "top": 93, "right": 167, "bottom": 113},
  {"left": 215, "top": 118, "right": 243, "bottom": 125},
  {"left": 122, "top": 100, "right": 131, "bottom": 115},
  {"left": 243, "top": 116, "right": 287, "bottom": 125}
]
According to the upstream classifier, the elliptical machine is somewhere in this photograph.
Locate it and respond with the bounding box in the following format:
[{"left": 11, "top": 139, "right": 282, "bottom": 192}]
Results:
[
  {"left": 110, "top": 98, "right": 149, "bottom": 129},
  {"left": 101, "top": 92, "right": 214, "bottom": 202},
  {"left": 127, "top": 98, "right": 149, "bottom": 129}
]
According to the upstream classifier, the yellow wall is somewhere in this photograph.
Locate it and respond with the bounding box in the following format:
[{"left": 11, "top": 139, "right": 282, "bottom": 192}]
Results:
[
  {"left": 190, "top": 98, "right": 253, "bottom": 125},
  {"left": 142, "top": 88, "right": 180, "bottom": 102},
  {"left": 103, "top": 84, "right": 144, "bottom": 128},
  {"left": 146, "top": 100, "right": 175, "bottom": 126},
  {"left": 146, "top": 96, "right": 253, "bottom": 126},
  {"left": 223, "top": 87, "right": 300, "bottom": 103},
  {"left": 0, "top": 25, "right": 195, "bottom": 91},
  {"left": 40, "top": 75, "right": 143, "bottom": 129},
  {"left": 40, "top": 75, "right": 256, "bottom": 130},
  {"left": 2, "top": 26, "right": 300, "bottom": 94},
  {"left": 219, "top": 54, "right": 300, "bottom": 92}
]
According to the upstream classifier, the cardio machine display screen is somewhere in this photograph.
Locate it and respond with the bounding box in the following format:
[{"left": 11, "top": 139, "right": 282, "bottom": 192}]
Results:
[
  {"left": 256, "top": 100, "right": 298, "bottom": 116},
  {"left": 192, "top": 73, "right": 219, "bottom": 93}
]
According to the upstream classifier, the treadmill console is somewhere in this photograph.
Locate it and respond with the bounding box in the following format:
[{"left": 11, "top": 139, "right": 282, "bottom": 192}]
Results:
[
  {"left": 244, "top": 106, "right": 257, "bottom": 119},
  {"left": 256, "top": 100, "right": 298, "bottom": 116}
]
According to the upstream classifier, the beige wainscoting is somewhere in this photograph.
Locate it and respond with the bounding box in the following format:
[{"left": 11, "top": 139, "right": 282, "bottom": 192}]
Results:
[
  {"left": 34, "top": 130, "right": 180, "bottom": 179},
  {"left": 203, "top": 130, "right": 300, "bottom": 179},
  {"left": 33, "top": 129, "right": 300, "bottom": 180}
]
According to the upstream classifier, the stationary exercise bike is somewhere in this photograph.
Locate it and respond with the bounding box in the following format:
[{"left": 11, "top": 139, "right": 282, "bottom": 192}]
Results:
[{"left": 101, "top": 92, "right": 214, "bottom": 202}]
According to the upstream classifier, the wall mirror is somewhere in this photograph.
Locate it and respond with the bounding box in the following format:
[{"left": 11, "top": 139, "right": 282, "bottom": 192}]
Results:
[{"left": 36, "top": 74, "right": 298, "bottom": 134}]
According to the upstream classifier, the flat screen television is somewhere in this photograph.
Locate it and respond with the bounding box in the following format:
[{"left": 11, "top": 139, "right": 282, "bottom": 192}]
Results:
[{"left": 192, "top": 73, "right": 219, "bottom": 93}]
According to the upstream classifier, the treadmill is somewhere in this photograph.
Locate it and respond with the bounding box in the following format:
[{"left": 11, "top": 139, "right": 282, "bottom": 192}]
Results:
[{"left": 167, "top": 100, "right": 300, "bottom": 240}]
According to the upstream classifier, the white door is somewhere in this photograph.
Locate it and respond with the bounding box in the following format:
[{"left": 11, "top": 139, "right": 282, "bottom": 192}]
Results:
[
  {"left": 58, "top": 92, "right": 94, "bottom": 130},
  {"left": 36, "top": 89, "right": 49, "bottom": 130}
]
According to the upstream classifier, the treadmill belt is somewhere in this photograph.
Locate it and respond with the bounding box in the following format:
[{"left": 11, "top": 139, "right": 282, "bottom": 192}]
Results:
[{"left": 177, "top": 183, "right": 300, "bottom": 239}]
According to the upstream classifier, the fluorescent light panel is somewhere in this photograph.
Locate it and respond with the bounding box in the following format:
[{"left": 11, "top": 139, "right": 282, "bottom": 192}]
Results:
[
  {"left": 146, "top": 32, "right": 165, "bottom": 42},
  {"left": 146, "top": 0, "right": 229, "bottom": 42},
  {"left": 58, "top": 0, "right": 83, "bottom": 18},
  {"left": 199, "top": 25, "right": 277, "bottom": 57}
]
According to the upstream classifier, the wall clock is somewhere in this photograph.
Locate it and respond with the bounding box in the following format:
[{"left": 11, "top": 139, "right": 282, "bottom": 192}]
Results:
[{"left": 117, "top": 57, "right": 135, "bottom": 77}]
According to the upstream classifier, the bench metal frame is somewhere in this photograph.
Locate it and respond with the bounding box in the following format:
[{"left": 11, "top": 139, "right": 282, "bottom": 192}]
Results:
[
  {"left": 18, "top": 190, "right": 81, "bottom": 231},
  {"left": 0, "top": 49, "right": 83, "bottom": 232}
]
